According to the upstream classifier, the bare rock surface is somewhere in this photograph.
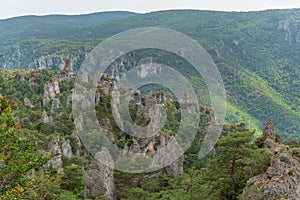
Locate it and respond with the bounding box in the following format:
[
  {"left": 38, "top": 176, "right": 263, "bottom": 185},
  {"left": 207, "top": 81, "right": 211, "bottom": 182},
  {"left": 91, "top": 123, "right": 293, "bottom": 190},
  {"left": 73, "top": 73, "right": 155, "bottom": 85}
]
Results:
[
  {"left": 84, "top": 148, "right": 115, "bottom": 200},
  {"left": 241, "top": 122, "right": 300, "bottom": 200}
]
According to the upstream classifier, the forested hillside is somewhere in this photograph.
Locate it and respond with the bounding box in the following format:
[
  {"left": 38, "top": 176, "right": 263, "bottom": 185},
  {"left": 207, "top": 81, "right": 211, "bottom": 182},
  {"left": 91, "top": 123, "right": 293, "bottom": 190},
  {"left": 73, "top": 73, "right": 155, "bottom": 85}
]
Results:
[
  {"left": 0, "top": 9, "right": 299, "bottom": 139},
  {"left": 1, "top": 65, "right": 300, "bottom": 199}
]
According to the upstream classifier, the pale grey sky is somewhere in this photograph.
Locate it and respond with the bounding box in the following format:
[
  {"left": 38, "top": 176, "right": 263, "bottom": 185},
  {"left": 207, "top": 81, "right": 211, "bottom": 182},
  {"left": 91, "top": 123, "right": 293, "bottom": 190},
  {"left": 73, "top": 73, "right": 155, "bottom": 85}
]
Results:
[{"left": 1, "top": 0, "right": 300, "bottom": 19}]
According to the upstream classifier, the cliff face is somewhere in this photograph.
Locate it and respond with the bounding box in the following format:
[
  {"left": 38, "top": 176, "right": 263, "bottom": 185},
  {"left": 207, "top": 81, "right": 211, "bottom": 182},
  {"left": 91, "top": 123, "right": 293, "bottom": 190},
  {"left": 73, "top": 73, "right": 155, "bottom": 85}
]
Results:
[
  {"left": 84, "top": 148, "right": 114, "bottom": 200},
  {"left": 0, "top": 43, "right": 87, "bottom": 71},
  {"left": 241, "top": 122, "right": 300, "bottom": 200},
  {"left": 1, "top": 46, "right": 66, "bottom": 70}
]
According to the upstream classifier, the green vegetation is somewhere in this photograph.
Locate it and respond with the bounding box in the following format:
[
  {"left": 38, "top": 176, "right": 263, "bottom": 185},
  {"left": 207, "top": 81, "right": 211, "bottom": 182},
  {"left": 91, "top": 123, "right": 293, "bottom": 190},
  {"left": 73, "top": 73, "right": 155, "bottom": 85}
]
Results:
[
  {"left": 1, "top": 9, "right": 299, "bottom": 138},
  {"left": 0, "top": 94, "right": 48, "bottom": 198},
  {"left": 0, "top": 68, "right": 292, "bottom": 199},
  {"left": 113, "top": 126, "right": 269, "bottom": 200},
  {"left": 1, "top": 8, "right": 300, "bottom": 199}
]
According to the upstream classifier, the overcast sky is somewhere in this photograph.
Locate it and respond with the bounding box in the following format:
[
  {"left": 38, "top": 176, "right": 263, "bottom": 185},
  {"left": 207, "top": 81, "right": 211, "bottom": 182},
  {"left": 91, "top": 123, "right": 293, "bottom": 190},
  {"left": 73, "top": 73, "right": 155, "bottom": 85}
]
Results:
[{"left": 1, "top": 0, "right": 300, "bottom": 19}]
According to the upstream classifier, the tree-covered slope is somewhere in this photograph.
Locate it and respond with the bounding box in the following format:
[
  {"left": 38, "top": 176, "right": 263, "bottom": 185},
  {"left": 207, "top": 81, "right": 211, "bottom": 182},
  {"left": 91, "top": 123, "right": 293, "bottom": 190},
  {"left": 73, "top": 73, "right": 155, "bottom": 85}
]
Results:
[
  {"left": 2, "top": 67, "right": 295, "bottom": 199},
  {"left": 0, "top": 11, "right": 137, "bottom": 41},
  {"left": 0, "top": 9, "right": 299, "bottom": 139}
]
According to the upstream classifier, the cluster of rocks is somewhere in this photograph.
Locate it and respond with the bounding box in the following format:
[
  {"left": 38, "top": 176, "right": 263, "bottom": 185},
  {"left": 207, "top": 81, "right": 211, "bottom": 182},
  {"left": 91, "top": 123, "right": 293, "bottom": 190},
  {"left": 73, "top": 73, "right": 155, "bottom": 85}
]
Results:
[
  {"left": 41, "top": 110, "right": 53, "bottom": 123},
  {"left": 241, "top": 121, "right": 300, "bottom": 200},
  {"left": 61, "top": 56, "right": 74, "bottom": 75},
  {"left": 84, "top": 148, "right": 114, "bottom": 200},
  {"left": 84, "top": 80, "right": 190, "bottom": 199},
  {"left": 37, "top": 60, "right": 211, "bottom": 200},
  {"left": 277, "top": 19, "right": 300, "bottom": 45},
  {"left": 28, "top": 56, "right": 65, "bottom": 70},
  {"left": 43, "top": 81, "right": 60, "bottom": 106},
  {"left": 41, "top": 135, "right": 73, "bottom": 174},
  {"left": 0, "top": 43, "right": 84, "bottom": 70},
  {"left": 24, "top": 97, "right": 33, "bottom": 108},
  {"left": 42, "top": 56, "right": 75, "bottom": 107}
]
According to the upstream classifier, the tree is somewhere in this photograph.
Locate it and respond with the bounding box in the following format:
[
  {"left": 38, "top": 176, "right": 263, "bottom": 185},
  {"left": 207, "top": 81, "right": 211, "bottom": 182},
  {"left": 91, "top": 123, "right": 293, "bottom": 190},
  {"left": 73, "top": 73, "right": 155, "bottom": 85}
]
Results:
[
  {"left": 0, "top": 99, "right": 48, "bottom": 198},
  {"left": 60, "top": 164, "right": 84, "bottom": 196},
  {"left": 201, "top": 130, "right": 269, "bottom": 200}
]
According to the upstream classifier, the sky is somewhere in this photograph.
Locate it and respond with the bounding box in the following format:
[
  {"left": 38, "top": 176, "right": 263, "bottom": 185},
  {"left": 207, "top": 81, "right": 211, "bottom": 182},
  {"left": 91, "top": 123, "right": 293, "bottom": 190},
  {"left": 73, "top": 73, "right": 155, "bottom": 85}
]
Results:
[{"left": 1, "top": 0, "right": 300, "bottom": 19}]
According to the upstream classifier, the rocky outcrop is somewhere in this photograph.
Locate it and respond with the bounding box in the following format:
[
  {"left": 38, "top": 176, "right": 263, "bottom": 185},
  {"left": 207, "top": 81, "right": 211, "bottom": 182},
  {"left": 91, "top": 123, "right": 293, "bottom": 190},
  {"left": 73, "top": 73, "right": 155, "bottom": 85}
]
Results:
[
  {"left": 128, "top": 139, "right": 141, "bottom": 153},
  {"left": 28, "top": 56, "right": 65, "bottom": 70},
  {"left": 136, "top": 57, "right": 160, "bottom": 78},
  {"left": 42, "top": 57, "right": 75, "bottom": 107},
  {"left": 151, "top": 132, "right": 184, "bottom": 178},
  {"left": 241, "top": 122, "right": 300, "bottom": 200},
  {"left": 84, "top": 148, "right": 114, "bottom": 200},
  {"left": 72, "top": 130, "right": 83, "bottom": 156},
  {"left": 98, "top": 74, "right": 114, "bottom": 94},
  {"left": 61, "top": 138, "right": 73, "bottom": 158},
  {"left": 43, "top": 136, "right": 74, "bottom": 173},
  {"left": 137, "top": 91, "right": 166, "bottom": 121},
  {"left": 62, "top": 56, "right": 74, "bottom": 75},
  {"left": 1, "top": 45, "right": 21, "bottom": 70},
  {"left": 232, "top": 37, "right": 244, "bottom": 46},
  {"left": 0, "top": 35, "right": 93, "bottom": 70},
  {"left": 278, "top": 20, "right": 290, "bottom": 31},
  {"left": 263, "top": 121, "right": 275, "bottom": 140},
  {"left": 43, "top": 81, "right": 60, "bottom": 106},
  {"left": 41, "top": 110, "right": 52, "bottom": 123},
  {"left": 51, "top": 98, "right": 61, "bottom": 113},
  {"left": 277, "top": 20, "right": 297, "bottom": 45},
  {"left": 24, "top": 97, "right": 33, "bottom": 108},
  {"left": 46, "top": 136, "right": 64, "bottom": 173},
  {"left": 50, "top": 155, "right": 64, "bottom": 174},
  {"left": 1, "top": 53, "right": 66, "bottom": 70}
]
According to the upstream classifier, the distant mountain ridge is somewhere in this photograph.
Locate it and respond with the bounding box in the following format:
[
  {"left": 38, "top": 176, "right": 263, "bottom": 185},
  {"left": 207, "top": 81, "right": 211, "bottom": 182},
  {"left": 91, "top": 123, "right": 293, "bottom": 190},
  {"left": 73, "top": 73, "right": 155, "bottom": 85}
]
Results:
[
  {"left": 0, "top": 11, "right": 138, "bottom": 40},
  {"left": 0, "top": 9, "right": 299, "bottom": 139}
]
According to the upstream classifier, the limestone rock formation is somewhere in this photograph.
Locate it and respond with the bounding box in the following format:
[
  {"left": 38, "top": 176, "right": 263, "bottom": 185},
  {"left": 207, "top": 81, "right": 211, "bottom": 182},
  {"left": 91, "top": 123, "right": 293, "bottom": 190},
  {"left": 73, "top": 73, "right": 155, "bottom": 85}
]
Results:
[
  {"left": 41, "top": 110, "right": 51, "bottom": 123},
  {"left": 241, "top": 122, "right": 300, "bottom": 200},
  {"left": 232, "top": 37, "right": 244, "bottom": 46},
  {"left": 46, "top": 136, "right": 64, "bottom": 173},
  {"left": 61, "top": 138, "right": 73, "bottom": 158},
  {"left": 28, "top": 56, "right": 65, "bottom": 70},
  {"left": 278, "top": 20, "right": 290, "bottom": 31},
  {"left": 98, "top": 73, "right": 114, "bottom": 94},
  {"left": 24, "top": 97, "right": 33, "bottom": 108},
  {"left": 43, "top": 81, "right": 60, "bottom": 106},
  {"left": 263, "top": 121, "right": 275, "bottom": 140},
  {"left": 138, "top": 91, "right": 166, "bottom": 121},
  {"left": 84, "top": 148, "right": 114, "bottom": 200},
  {"left": 51, "top": 98, "right": 61, "bottom": 113},
  {"left": 277, "top": 20, "right": 292, "bottom": 45},
  {"left": 50, "top": 155, "right": 64, "bottom": 174},
  {"left": 43, "top": 136, "right": 74, "bottom": 173},
  {"left": 136, "top": 57, "right": 161, "bottom": 78},
  {"left": 128, "top": 139, "right": 141, "bottom": 153},
  {"left": 72, "top": 130, "right": 83, "bottom": 156},
  {"left": 48, "top": 135, "right": 62, "bottom": 155},
  {"left": 151, "top": 132, "right": 185, "bottom": 178},
  {"left": 62, "top": 56, "right": 74, "bottom": 75}
]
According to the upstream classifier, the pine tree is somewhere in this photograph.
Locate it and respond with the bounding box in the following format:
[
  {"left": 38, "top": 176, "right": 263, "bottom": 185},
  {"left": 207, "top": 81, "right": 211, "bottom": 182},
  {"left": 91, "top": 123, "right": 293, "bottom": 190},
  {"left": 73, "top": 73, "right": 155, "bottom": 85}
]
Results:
[{"left": 202, "top": 130, "right": 269, "bottom": 200}]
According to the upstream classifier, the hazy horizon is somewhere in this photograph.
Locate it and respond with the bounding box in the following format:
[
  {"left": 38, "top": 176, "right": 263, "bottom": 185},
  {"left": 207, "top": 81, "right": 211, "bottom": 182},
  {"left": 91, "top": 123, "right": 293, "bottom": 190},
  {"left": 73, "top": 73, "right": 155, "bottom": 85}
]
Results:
[
  {"left": 1, "top": 0, "right": 300, "bottom": 20},
  {"left": 2, "top": 7, "right": 300, "bottom": 19}
]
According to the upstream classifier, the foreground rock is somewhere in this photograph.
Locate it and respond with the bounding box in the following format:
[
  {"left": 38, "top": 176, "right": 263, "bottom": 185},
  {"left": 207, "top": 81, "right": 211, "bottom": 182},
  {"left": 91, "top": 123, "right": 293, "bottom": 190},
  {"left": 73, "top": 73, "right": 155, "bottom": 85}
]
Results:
[
  {"left": 84, "top": 148, "right": 115, "bottom": 200},
  {"left": 241, "top": 121, "right": 300, "bottom": 200}
]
